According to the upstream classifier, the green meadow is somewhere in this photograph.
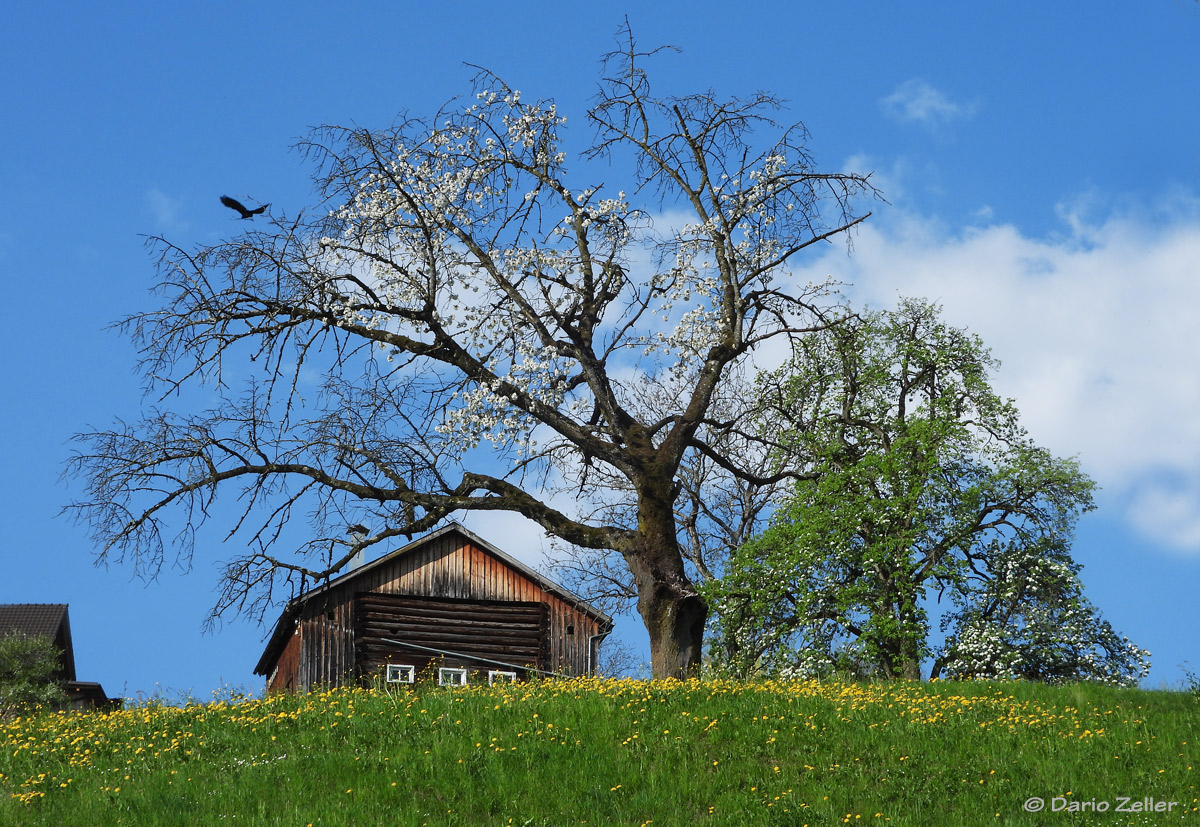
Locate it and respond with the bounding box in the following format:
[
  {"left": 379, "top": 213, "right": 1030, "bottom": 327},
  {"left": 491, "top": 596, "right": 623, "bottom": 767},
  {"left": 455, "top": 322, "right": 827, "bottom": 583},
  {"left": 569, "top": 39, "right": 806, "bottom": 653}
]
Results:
[{"left": 1, "top": 677, "right": 1196, "bottom": 825}]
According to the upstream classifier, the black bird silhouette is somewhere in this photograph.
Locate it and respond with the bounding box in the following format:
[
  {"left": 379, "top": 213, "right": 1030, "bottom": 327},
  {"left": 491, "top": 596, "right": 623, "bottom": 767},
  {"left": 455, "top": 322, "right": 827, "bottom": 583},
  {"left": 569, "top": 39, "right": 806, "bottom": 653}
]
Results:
[{"left": 220, "top": 195, "right": 270, "bottom": 219}]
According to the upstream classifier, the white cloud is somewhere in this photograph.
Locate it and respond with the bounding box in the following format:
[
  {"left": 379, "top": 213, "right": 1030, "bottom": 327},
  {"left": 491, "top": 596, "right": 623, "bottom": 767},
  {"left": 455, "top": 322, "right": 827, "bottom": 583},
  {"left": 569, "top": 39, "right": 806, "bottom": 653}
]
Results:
[
  {"left": 881, "top": 79, "right": 976, "bottom": 129},
  {"left": 1128, "top": 483, "right": 1200, "bottom": 550},
  {"left": 784, "top": 196, "right": 1200, "bottom": 554},
  {"left": 457, "top": 509, "right": 554, "bottom": 569},
  {"left": 146, "top": 188, "right": 187, "bottom": 232}
]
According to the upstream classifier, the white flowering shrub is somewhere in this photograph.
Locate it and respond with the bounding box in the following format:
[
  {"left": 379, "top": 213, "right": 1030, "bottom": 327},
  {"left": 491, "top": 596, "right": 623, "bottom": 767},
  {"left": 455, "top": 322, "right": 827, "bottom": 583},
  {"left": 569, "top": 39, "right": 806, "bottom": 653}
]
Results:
[{"left": 936, "top": 539, "right": 1151, "bottom": 687}]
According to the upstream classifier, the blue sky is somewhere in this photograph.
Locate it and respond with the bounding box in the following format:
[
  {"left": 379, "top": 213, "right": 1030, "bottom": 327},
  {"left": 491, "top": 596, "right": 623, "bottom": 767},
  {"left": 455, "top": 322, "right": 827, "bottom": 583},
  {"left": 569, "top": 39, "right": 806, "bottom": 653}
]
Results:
[{"left": 2, "top": 2, "right": 1198, "bottom": 698}]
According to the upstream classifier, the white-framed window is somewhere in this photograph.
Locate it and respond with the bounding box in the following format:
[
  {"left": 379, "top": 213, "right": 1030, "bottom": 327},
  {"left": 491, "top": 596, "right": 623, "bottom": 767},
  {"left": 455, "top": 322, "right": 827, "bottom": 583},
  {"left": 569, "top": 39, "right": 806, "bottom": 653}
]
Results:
[
  {"left": 438, "top": 667, "right": 468, "bottom": 687},
  {"left": 487, "top": 670, "right": 517, "bottom": 685},
  {"left": 385, "top": 663, "right": 415, "bottom": 684}
]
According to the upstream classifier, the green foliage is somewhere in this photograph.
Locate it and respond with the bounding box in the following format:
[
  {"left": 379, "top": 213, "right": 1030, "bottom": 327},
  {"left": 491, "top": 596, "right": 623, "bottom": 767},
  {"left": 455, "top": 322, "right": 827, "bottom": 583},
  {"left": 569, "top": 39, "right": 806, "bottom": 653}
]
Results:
[
  {"left": 1, "top": 679, "right": 1195, "bottom": 824},
  {"left": 707, "top": 299, "right": 1148, "bottom": 685},
  {"left": 0, "top": 635, "right": 68, "bottom": 717}
]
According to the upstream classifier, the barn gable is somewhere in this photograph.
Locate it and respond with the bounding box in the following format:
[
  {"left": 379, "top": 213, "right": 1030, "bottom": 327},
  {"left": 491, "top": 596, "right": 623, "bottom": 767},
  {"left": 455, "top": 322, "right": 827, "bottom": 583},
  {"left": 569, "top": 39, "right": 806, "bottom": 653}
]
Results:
[{"left": 254, "top": 523, "right": 613, "bottom": 692}]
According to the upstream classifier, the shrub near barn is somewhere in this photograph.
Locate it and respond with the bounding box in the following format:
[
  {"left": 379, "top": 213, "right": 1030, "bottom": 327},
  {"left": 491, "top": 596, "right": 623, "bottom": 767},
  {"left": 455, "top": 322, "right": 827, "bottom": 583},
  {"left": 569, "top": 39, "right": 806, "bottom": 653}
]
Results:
[{"left": 0, "top": 635, "right": 67, "bottom": 717}]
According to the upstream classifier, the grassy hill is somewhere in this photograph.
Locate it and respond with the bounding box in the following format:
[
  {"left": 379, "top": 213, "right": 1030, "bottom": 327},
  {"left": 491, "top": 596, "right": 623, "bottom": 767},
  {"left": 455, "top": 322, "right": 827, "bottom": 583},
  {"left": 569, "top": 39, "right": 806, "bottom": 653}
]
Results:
[{"left": 1, "top": 677, "right": 1196, "bottom": 825}]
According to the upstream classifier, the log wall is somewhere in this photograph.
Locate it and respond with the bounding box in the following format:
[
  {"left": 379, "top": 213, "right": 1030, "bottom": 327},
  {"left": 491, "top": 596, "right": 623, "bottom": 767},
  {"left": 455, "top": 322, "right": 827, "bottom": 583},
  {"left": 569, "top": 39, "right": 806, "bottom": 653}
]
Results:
[{"left": 356, "top": 593, "right": 548, "bottom": 680}]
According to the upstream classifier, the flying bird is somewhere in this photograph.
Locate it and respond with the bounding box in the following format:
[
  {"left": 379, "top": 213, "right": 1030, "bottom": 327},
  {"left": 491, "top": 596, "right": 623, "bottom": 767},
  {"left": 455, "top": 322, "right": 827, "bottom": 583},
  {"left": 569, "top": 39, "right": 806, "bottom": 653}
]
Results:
[{"left": 220, "top": 195, "right": 270, "bottom": 219}]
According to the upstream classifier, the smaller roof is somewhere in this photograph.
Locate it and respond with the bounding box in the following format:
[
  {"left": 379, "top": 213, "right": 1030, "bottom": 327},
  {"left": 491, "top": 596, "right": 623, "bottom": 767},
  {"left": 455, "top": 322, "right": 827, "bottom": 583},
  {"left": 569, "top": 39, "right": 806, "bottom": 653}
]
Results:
[
  {"left": 0, "top": 603, "right": 76, "bottom": 682},
  {"left": 0, "top": 604, "right": 69, "bottom": 639}
]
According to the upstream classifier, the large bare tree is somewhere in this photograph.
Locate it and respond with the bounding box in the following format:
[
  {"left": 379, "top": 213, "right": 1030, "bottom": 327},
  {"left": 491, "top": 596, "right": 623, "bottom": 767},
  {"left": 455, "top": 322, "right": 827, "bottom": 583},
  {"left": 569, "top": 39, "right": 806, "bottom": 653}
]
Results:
[{"left": 67, "top": 30, "right": 874, "bottom": 678}]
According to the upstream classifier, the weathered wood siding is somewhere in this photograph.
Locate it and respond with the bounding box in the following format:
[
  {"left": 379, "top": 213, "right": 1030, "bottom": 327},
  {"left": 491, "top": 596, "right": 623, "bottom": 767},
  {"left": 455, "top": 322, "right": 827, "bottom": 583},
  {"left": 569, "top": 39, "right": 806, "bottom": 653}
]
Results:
[
  {"left": 266, "top": 629, "right": 302, "bottom": 693},
  {"left": 267, "top": 528, "right": 609, "bottom": 692},
  {"left": 356, "top": 593, "right": 548, "bottom": 681}
]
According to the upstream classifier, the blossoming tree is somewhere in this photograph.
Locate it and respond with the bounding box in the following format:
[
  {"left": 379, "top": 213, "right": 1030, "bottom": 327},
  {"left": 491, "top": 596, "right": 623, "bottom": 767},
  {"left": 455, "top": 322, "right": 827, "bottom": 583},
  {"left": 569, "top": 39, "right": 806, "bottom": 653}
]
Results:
[{"left": 66, "top": 31, "right": 875, "bottom": 679}]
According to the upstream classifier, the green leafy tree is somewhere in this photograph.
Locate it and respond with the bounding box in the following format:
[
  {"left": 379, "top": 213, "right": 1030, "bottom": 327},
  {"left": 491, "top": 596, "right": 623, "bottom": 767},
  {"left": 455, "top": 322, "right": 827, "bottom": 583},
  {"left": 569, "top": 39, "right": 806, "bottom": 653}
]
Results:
[
  {"left": 0, "top": 634, "right": 69, "bottom": 717},
  {"left": 708, "top": 298, "right": 1148, "bottom": 684}
]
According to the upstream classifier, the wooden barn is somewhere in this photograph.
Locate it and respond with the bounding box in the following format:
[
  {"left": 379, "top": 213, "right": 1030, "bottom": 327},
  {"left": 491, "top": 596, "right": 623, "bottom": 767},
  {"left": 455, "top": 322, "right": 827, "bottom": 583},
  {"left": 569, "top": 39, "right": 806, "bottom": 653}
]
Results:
[{"left": 254, "top": 523, "right": 614, "bottom": 692}]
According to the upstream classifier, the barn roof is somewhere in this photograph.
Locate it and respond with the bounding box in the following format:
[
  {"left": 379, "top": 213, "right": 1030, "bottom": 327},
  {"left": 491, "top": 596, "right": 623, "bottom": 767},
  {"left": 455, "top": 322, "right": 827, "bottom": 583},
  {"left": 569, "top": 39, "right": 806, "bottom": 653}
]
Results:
[{"left": 254, "top": 522, "right": 613, "bottom": 676}]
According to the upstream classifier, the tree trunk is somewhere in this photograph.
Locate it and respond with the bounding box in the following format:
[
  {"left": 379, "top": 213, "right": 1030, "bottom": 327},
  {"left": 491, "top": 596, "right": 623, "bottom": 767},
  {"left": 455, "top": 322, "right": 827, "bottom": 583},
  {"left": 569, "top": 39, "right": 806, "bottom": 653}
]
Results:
[
  {"left": 626, "top": 488, "right": 707, "bottom": 679},
  {"left": 897, "top": 653, "right": 922, "bottom": 681},
  {"left": 876, "top": 618, "right": 924, "bottom": 679},
  {"left": 872, "top": 572, "right": 925, "bottom": 680},
  {"left": 628, "top": 551, "right": 707, "bottom": 679}
]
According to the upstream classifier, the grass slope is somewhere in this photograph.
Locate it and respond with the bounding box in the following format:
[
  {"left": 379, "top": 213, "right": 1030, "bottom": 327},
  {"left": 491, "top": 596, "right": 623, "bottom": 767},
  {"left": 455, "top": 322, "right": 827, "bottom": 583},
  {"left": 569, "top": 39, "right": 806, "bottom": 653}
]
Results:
[{"left": 1, "top": 678, "right": 1196, "bottom": 825}]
